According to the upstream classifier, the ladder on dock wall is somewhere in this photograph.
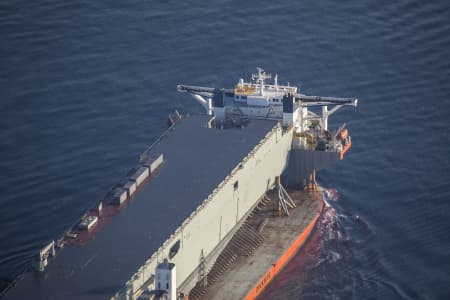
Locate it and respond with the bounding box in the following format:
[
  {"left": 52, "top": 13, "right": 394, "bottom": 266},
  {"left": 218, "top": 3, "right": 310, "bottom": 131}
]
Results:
[{"left": 188, "top": 197, "right": 271, "bottom": 300}]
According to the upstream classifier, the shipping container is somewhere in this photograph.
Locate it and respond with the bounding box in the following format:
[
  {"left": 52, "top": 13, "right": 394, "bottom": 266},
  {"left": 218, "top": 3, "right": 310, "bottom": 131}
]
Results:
[
  {"left": 123, "top": 181, "right": 137, "bottom": 197},
  {"left": 130, "top": 166, "right": 149, "bottom": 187},
  {"left": 112, "top": 189, "right": 127, "bottom": 205},
  {"left": 78, "top": 216, "right": 98, "bottom": 230},
  {"left": 150, "top": 154, "right": 164, "bottom": 173}
]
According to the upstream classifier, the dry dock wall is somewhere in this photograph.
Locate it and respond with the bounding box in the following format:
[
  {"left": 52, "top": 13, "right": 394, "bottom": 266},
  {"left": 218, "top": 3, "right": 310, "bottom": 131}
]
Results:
[{"left": 112, "top": 124, "right": 293, "bottom": 300}]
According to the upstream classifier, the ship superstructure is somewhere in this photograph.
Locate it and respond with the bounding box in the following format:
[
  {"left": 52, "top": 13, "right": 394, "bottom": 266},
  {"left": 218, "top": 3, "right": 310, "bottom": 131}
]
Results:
[
  {"left": 178, "top": 68, "right": 357, "bottom": 186},
  {"left": 3, "top": 69, "right": 357, "bottom": 300},
  {"left": 178, "top": 68, "right": 357, "bottom": 158}
]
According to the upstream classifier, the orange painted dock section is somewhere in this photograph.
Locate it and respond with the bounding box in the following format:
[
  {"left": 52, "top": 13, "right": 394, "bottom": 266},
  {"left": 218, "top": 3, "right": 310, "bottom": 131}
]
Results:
[
  {"left": 194, "top": 189, "right": 323, "bottom": 300},
  {"left": 244, "top": 203, "right": 323, "bottom": 300}
]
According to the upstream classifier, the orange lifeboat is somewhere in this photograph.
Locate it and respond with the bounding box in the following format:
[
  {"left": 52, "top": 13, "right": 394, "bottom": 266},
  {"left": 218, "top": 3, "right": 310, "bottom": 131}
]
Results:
[{"left": 338, "top": 128, "right": 348, "bottom": 140}]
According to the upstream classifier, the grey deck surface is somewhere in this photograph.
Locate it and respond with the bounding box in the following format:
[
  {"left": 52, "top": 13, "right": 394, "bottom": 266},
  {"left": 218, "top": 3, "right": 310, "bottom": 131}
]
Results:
[{"left": 4, "top": 115, "right": 277, "bottom": 300}]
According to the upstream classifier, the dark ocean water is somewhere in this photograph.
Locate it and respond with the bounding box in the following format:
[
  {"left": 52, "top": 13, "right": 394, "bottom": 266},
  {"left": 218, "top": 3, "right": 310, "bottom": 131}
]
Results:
[{"left": 1, "top": 0, "right": 449, "bottom": 299}]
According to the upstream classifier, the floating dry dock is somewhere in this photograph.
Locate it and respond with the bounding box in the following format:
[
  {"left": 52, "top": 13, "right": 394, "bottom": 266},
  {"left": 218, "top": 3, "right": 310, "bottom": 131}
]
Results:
[
  {"left": 4, "top": 115, "right": 284, "bottom": 300},
  {"left": 4, "top": 68, "right": 356, "bottom": 300}
]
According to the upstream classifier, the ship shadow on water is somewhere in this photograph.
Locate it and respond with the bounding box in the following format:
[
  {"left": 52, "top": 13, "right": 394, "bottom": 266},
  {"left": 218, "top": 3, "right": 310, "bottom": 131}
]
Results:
[{"left": 257, "top": 188, "right": 412, "bottom": 300}]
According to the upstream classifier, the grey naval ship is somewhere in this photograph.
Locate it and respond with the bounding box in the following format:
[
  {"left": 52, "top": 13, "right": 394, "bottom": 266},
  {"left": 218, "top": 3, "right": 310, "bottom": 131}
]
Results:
[{"left": 2, "top": 68, "right": 357, "bottom": 300}]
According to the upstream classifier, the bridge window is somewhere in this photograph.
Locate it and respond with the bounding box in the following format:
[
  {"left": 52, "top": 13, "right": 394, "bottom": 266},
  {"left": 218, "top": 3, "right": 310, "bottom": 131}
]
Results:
[{"left": 234, "top": 181, "right": 239, "bottom": 191}]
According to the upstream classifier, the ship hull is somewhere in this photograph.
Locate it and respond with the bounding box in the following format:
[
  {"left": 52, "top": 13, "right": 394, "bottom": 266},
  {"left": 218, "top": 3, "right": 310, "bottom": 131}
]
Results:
[
  {"left": 244, "top": 199, "right": 324, "bottom": 300},
  {"left": 3, "top": 116, "right": 342, "bottom": 300},
  {"left": 2, "top": 116, "right": 291, "bottom": 300},
  {"left": 188, "top": 188, "right": 324, "bottom": 300}
]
